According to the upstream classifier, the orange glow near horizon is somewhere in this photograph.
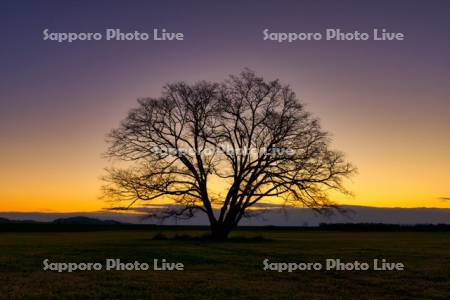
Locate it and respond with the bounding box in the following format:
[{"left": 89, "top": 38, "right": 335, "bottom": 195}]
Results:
[{"left": 0, "top": 131, "right": 449, "bottom": 212}]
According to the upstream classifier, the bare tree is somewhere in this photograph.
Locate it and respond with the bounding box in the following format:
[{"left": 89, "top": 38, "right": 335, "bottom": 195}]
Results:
[{"left": 103, "top": 70, "right": 355, "bottom": 239}]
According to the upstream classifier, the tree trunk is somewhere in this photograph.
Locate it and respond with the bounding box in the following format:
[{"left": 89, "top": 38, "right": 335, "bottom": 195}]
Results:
[{"left": 210, "top": 224, "right": 231, "bottom": 240}]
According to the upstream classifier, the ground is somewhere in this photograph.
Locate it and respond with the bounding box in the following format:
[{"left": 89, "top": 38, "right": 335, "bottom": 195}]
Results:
[{"left": 0, "top": 229, "right": 449, "bottom": 299}]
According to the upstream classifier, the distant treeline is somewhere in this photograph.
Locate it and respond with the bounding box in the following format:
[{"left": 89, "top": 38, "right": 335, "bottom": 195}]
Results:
[
  {"left": 0, "top": 222, "right": 450, "bottom": 232},
  {"left": 0, "top": 223, "right": 160, "bottom": 232},
  {"left": 317, "top": 223, "right": 450, "bottom": 231}
]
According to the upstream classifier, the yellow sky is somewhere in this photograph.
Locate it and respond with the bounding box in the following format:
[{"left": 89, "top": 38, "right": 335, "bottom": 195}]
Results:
[{"left": 0, "top": 128, "right": 448, "bottom": 212}]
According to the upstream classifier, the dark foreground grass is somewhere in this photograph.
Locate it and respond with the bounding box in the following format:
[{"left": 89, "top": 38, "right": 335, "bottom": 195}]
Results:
[{"left": 0, "top": 229, "right": 449, "bottom": 299}]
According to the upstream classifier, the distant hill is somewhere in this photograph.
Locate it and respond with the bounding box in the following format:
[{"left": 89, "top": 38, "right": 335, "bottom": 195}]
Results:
[
  {"left": 0, "top": 216, "right": 122, "bottom": 225},
  {"left": 51, "top": 217, "right": 122, "bottom": 225},
  {"left": 0, "top": 217, "right": 41, "bottom": 224}
]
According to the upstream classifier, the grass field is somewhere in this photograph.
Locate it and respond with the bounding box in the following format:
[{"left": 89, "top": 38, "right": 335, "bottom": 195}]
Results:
[{"left": 1, "top": 229, "right": 449, "bottom": 299}]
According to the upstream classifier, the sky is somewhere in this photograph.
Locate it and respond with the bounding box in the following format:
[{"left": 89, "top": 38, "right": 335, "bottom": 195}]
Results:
[{"left": 0, "top": 0, "right": 449, "bottom": 212}]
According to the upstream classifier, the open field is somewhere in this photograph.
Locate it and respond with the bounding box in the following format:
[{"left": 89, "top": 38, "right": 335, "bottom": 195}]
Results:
[{"left": 1, "top": 229, "right": 449, "bottom": 299}]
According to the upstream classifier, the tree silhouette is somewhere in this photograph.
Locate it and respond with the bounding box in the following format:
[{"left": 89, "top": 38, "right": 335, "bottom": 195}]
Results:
[{"left": 103, "top": 70, "right": 355, "bottom": 239}]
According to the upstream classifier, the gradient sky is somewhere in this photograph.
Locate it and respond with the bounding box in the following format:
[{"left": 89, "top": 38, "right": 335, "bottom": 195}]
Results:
[{"left": 1, "top": 0, "right": 449, "bottom": 212}]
